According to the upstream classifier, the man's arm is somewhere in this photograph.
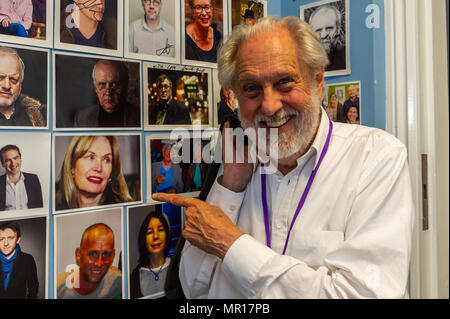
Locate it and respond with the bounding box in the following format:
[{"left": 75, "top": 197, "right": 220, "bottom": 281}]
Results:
[{"left": 26, "top": 255, "right": 39, "bottom": 299}]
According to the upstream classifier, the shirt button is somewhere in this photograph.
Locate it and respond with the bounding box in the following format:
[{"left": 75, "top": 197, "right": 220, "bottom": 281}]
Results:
[
  {"left": 276, "top": 223, "right": 282, "bottom": 229},
  {"left": 229, "top": 205, "right": 236, "bottom": 212}
]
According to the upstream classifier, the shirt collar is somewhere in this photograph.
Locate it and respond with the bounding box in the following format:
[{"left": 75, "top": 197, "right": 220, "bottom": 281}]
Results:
[
  {"left": 6, "top": 172, "right": 25, "bottom": 186},
  {"left": 141, "top": 16, "right": 165, "bottom": 32}
]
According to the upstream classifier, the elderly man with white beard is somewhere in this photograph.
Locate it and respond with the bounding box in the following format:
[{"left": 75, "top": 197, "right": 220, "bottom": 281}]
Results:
[{"left": 153, "top": 16, "right": 414, "bottom": 299}]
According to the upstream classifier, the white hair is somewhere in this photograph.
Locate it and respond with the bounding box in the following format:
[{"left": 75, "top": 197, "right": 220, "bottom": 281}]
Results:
[
  {"left": 217, "top": 16, "right": 329, "bottom": 91},
  {"left": 0, "top": 46, "right": 25, "bottom": 81}
]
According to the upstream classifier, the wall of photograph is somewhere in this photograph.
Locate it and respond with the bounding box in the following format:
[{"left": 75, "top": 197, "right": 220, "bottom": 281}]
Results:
[
  {"left": 0, "top": 0, "right": 271, "bottom": 299},
  {"left": 0, "top": 0, "right": 378, "bottom": 299}
]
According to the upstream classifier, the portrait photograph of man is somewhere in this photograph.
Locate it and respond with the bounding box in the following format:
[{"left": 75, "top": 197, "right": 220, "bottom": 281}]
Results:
[
  {"left": 182, "top": 0, "right": 227, "bottom": 67},
  {"left": 127, "top": 204, "right": 182, "bottom": 299},
  {"left": 53, "top": 134, "right": 142, "bottom": 213},
  {"left": 301, "top": 0, "right": 350, "bottom": 76},
  {"left": 0, "top": 0, "right": 53, "bottom": 47},
  {"left": 55, "top": 0, "right": 122, "bottom": 55},
  {"left": 54, "top": 208, "right": 122, "bottom": 299},
  {"left": 0, "top": 45, "right": 48, "bottom": 128},
  {"left": 0, "top": 132, "right": 50, "bottom": 216},
  {"left": 229, "top": 0, "right": 267, "bottom": 29},
  {"left": 0, "top": 216, "right": 47, "bottom": 299},
  {"left": 144, "top": 63, "right": 212, "bottom": 130},
  {"left": 54, "top": 53, "right": 141, "bottom": 130},
  {"left": 126, "top": 0, "right": 180, "bottom": 63}
]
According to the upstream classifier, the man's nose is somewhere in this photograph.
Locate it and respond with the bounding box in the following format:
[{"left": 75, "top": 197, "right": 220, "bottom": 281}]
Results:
[
  {"left": 0, "top": 78, "right": 11, "bottom": 89},
  {"left": 260, "top": 86, "right": 283, "bottom": 116},
  {"left": 94, "top": 255, "right": 104, "bottom": 266}
]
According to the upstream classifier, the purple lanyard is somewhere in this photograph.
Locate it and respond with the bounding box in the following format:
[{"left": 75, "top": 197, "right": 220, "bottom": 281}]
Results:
[{"left": 261, "top": 120, "right": 333, "bottom": 255}]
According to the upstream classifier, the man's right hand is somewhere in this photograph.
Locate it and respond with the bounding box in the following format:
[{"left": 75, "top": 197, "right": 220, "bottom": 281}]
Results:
[
  {"left": 2, "top": 18, "right": 11, "bottom": 28},
  {"left": 220, "top": 121, "right": 254, "bottom": 193}
]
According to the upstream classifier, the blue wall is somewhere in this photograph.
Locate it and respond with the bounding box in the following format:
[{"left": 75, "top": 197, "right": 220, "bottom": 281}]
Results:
[{"left": 268, "top": 0, "right": 386, "bottom": 130}]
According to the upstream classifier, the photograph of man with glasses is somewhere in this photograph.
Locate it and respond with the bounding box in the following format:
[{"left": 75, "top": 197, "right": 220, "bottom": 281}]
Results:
[
  {"left": 129, "top": 0, "right": 175, "bottom": 58},
  {"left": 54, "top": 54, "right": 141, "bottom": 129},
  {"left": 185, "top": 0, "right": 223, "bottom": 63}
]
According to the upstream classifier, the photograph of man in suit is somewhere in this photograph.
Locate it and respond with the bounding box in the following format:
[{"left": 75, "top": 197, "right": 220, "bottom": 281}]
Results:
[
  {"left": 73, "top": 59, "right": 140, "bottom": 128},
  {"left": 0, "top": 144, "right": 43, "bottom": 211},
  {"left": 148, "top": 74, "right": 192, "bottom": 125},
  {"left": 0, "top": 221, "right": 39, "bottom": 299}
]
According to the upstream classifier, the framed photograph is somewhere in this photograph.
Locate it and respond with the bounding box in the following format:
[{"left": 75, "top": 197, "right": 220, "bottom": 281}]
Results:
[
  {"left": 143, "top": 62, "right": 212, "bottom": 130},
  {"left": 146, "top": 132, "right": 214, "bottom": 203},
  {"left": 325, "top": 80, "right": 361, "bottom": 124},
  {"left": 300, "top": 0, "right": 350, "bottom": 77},
  {"left": 212, "top": 68, "right": 239, "bottom": 128},
  {"left": 182, "top": 0, "right": 228, "bottom": 68},
  {"left": 0, "top": 132, "right": 51, "bottom": 218},
  {"left": 127, "top": 203, "right": 184, "bottom": 299},
  {"left": 53, "top": 133, "right": 142, "bottom": 214},
  {"left": 53, "top": 51, "right": 141, "bottom": 130},
  {"left": 125, "top": 0, "right": 181, "bottom": 64},
  {"left": 0, "top": 44, "right": 49, "bottom": 130},
  {"left": 54, "top": 0, "right": 123, "bottom": 57},
  {"left": 0, "top": 214, "right": 48, "bottom": 299},
  {"left": 54, "top": 208, "right": 123, "bottom": 299},
  {"left": 0, "top": 0, "right": 53, "bottom": 48},
  {"left": 229, "top": 0, "right": 267, "bottom": 30}
]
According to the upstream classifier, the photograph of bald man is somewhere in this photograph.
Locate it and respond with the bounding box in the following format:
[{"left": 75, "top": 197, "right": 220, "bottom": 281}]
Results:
[{"left": 57, "top": 223, "right": 121, "bottom": 299}]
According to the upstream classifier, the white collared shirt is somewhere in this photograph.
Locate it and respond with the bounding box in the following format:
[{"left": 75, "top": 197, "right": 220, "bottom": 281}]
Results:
[
  {"left": 179, "top": 111, "right": 415, "bottom": 299},
  {"left": 5, "top": 173, "right": 28, "bottom": 211},
  {"left": 129, "top": 17, "right": 175, "bottom": 57}
]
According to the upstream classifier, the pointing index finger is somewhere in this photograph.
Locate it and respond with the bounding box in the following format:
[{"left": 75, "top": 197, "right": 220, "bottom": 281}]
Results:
[{"left": 152, "top": 193, "right": 204, "bottom": 208}]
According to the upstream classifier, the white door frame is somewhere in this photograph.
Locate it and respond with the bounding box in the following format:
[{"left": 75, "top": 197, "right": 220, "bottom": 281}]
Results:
[{"left": 384, "top": 0, "right": 449, "bottom": 298}]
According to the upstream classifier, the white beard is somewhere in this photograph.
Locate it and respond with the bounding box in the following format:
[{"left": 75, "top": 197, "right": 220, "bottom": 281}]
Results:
[{"left": 238, "top": 91, "right": 321, "bottom": 161}]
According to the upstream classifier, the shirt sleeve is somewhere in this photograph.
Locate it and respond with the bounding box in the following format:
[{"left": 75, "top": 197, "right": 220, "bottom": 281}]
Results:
[
  {"left": 179, "top": 167, "right": 246, "bottom": 298},
  {"left": 221, "top": 141, "right": 414, "bottom": 299}
]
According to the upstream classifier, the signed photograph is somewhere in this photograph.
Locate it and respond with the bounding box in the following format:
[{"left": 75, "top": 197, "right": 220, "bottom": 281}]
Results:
[
  {"left": 125, "top": 0, "right": 181, "bottom": 64},
  {"left": 182, "top": 0, "right": 227, "bottom": 68},
  {"left": 0, "top": 132, "right": 51, "bottom": 218},
  {"left": 53, "top": 133, "right": 142, "bottom": 214},
  {"left": 144, "top": 62, "right": 212, "bottom": 131},
  {"left": 229, "top": 0, "right": 267, "bottom": 30},
  {"left": 54, "top": 0, "right": 123, "bottom": 56},
  {"left": 0, "top": 215, "right": 47, "bottom": 299},
  {"left": 127, "top": 203, "right": 183, "bottom": 299},
  {"left": 0, "top": 0, "right": 53, "bottom": 48},
  {"left": 53, "top": 52, "right": 141, "bottom": 130},
  {"left": 54, "top": 208, "right": 123, "bottom": 299},
  {"left": 325, "top": 81, "right": 362, "bottom": 125},
  {"left": 212, "top": 68, "right": 238, "bottom": 128},
  {"left": 300, "top": 0, "right": 350, "bottom": 77},
  {"left": 0, "top": 44, "right": 49, "bottom": 129},
  {"left": 146, "top": 133, "right": 214, "bottom": 203}
]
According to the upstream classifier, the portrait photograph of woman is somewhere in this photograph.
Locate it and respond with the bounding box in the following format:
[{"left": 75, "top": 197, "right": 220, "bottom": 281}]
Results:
[
  {"left": 326, "top": 81, "right": 362, "bottom": 124},
  {"left": 182, "top": 0, "right": 227, "bottom": 67},
  {"left": 53, "top": 134, "right": 142, "bottom": 213},
  {"left": 54, "top": 0, "right": 123, "bottom": 56},
  {"left": 128, "top": 204, "right": 178, "bottom": 299}
]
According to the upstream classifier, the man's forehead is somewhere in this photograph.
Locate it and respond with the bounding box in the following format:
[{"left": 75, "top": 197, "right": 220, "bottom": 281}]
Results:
[
  {"left": 95, "top": 63, "right": 120, "bottom": 78},
  {"left": 3, "top": 150, "right": 20, "bottom": 159},
  {"left": 311, "top": 7, "right": 338, "bottom": 24},
  {"left": 82, "top": 231, "right": 114, "bottom": 249},
  {"left": 0, "top": 228, "right": 17, "bottom": 236},
  {"left": 0, "top": 54, "right": 21, "bottom": 74}
]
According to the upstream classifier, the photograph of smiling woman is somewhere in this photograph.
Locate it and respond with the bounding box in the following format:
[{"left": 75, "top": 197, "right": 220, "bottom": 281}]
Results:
[{"left": 55, "top": 136, "right": 133, "bottom": 211}]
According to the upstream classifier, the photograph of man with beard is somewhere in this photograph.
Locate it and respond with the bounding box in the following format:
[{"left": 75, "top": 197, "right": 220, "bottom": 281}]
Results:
[
  {"left": 301, "top": 0, "right": 348, "bottom": 75},
  {"left": 0, "top": 46, "right": 47, "bottom": 128},
  {"left": 59, "top": 0, "right": 117, "bottom": 50}
]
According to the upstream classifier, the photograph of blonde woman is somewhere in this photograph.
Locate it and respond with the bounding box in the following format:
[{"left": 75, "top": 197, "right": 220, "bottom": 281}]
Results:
[{"left": 54, "top": 135, "right": 141, "bottom": 212}]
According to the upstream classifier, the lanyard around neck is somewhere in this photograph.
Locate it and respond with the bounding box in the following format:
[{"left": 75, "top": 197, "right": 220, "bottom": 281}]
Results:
[{"left": 261, "top": 120, "right": 333, "bottom": 255}]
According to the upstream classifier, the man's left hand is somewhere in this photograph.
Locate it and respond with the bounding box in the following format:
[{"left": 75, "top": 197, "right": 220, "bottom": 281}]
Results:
[{"left": 152, "top": 193, "right": 244, "bottom": 260}]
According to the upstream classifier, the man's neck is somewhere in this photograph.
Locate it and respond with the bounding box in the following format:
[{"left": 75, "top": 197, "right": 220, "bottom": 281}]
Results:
[
  {"left": 7, "top": 171, "right": 22, "bottom": 185},
  {"left": 0, "top": 106, "right": 14, "bottom": 120},
  {"left": 75, "top": 277, "right": 100, "bottom": 296},
  {"left": 74, "top": 10, "right": 99, "bottom": 38},
  {"left": 145, "top": 15, "right": 161, "bottom": 31}
]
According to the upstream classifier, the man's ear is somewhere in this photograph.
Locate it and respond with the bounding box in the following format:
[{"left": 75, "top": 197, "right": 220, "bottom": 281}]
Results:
[
  {"left": 75, "top": 248, "right": 81, "bottom": 266},
  {"left": 315, "top": 67, "right": 325, "bottom": 100},
  {"left": 16, "top": 236, "right": 21, "bottom": 244}
]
